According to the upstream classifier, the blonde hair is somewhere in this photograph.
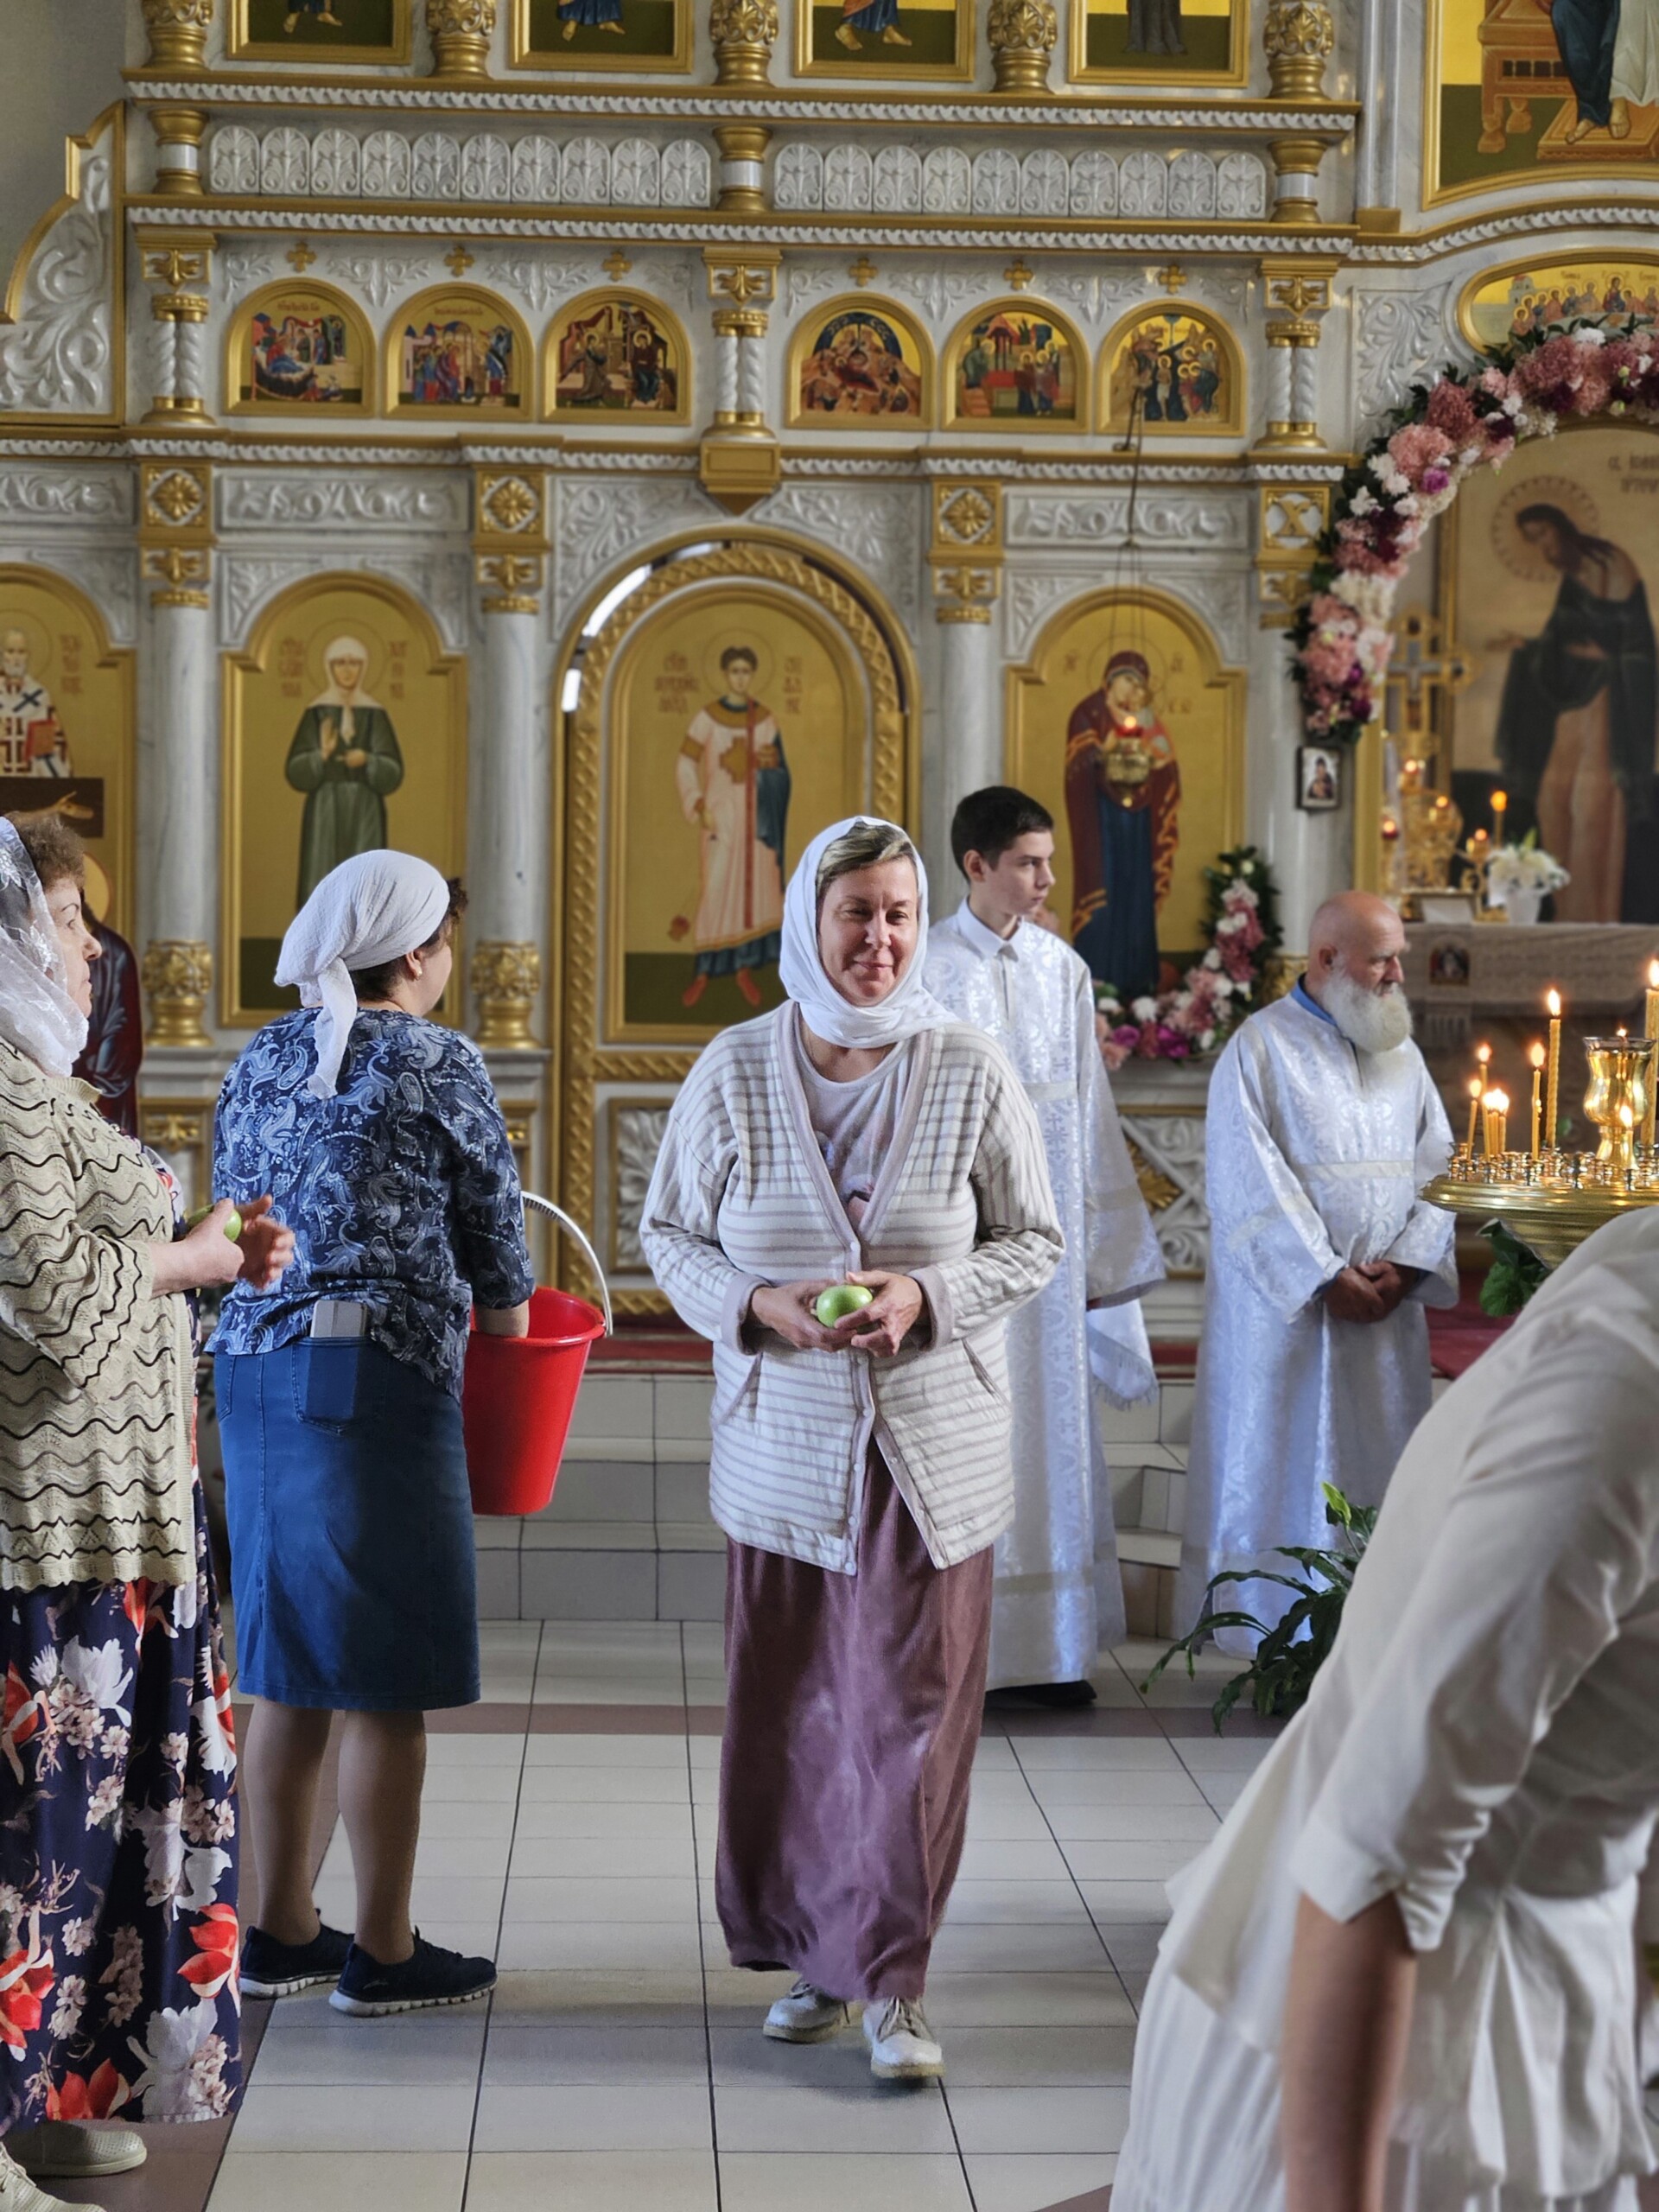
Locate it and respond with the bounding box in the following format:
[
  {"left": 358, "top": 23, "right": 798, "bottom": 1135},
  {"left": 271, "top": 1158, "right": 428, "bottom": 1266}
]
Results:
[{"left": 814, "top": 820, "right": 918, "bottom": 907}]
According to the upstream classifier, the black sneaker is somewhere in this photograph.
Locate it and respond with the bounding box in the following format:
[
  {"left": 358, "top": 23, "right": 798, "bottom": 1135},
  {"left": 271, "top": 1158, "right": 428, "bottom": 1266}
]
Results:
[
  {"left": 240, "top": 1921, "right": 354, "bottom": 1999},
  {"left": 329, "top": 1931, "right": 498, "bottom": 2017},
  {"left": 985, "top": 1679, "right": 1099, "bottom": 1710}
]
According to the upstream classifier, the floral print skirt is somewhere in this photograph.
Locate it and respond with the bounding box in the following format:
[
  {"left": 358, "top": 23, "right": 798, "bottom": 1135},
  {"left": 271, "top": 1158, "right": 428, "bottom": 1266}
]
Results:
[{"left": 0, "top": 1481, "right": 240, "bottom": 2130}]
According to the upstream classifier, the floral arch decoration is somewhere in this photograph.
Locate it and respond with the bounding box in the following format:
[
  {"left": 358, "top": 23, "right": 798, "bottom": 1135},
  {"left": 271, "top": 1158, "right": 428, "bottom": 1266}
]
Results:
[{"left": 1292, "top": 319, "right": 1659, "bottom": 747}]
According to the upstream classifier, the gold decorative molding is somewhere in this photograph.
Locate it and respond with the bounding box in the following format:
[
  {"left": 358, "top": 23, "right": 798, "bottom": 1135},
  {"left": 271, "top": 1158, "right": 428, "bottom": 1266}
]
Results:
[
  {"left": 143, "top": 461, "right": 212, "bottom": 538},
  {"left": 474, "top": 467, "right": 546, "bottom": 608},
  {"left": 143, "top": 548, "right": 212, "bottom": 609},
  {"left": 712, "top": 123, "right": 772, "bottom": 213},
  {"left": 1255, "top": 256, "right": 1338, "bottom": 452},
  {"left": 988, "top": 0, "right": 1058, "bottom": 95},
  {"left": 1255, "top": 482, "right": 1329, "bottom": 629},
  {"left": 427, "top": 0, "right": 495, "bottom": 77},
  {"left": 710, "top": 0, "right": 779, "bottom": 86},
  {"left": 141, "top": 0, "right": 213, "bottom": 71},
  {"left": 477, "top": 551, "right": 543, "bottom": 614},
  {"left": 703, "top": 249, "right": 779, "bottom": 308},
  {"left": 142, "top": 941, "right": 213, "bottom": 1048},
  {"left": 1126, "top": 1139, "right": 1180, "bottom": 1214},
  {"left": 931, "top": 479, "right": 1001, "bottom": 620},
  {"left": 1263, "top": 0, "right": 1334, "bottom": 99},
  {"left": 697, "top": 435, "right": 780, "bottom": 511},
  {"left": 149, "top": 105, "right": 208, "bottom": 199},
  {"left": 137, "top": 1098, "right": 213, "bottom": 1208},
  {"left": 471, "top": 940, "right": 542, "bottom": 1048},
  {"left": 1266, "top": 130, "right": 1330, "bottom": 226}
]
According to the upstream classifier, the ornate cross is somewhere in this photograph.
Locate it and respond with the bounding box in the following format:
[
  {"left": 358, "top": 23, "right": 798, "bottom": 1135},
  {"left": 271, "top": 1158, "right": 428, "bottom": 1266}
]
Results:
[
  {"left": 1004, "top": 259, "right": 1035, "bottom": 292},
  {"left": 285, "top": 241, "right": 318, "bottom": 274},
  {"left": 444, "top": 244, "right": 476, "bottom": 278},
  {"left": 602, "top": 250, "right": 632, "bottom": 281},
  {"left": 849, "top": 257, "right": 878, "bottom": 287},
  {"left": 1154, "top": 262, "right": 1186, "bottom": 295},
  {"left": 1385, "top": 609, "right": 1471, "bottom": 745}
]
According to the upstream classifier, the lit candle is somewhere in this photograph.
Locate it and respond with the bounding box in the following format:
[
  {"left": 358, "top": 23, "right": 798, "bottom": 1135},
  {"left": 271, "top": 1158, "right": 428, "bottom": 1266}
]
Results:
[
  {"left": 1485, "top": 1089, "right": 1510, "bottom": 1159},
  {"left": 1645, "top": 958, "right": 1659, "bottom": 1147},
  {"left": 1475, "top": 1041, "right": 1492, "bottom": 1094},
  {"left": 1465, "top": 1077, "right": 1483, "bottom": 1156},
  {"left": 1491, "top": 787, "right": 1508, "bottom": 847},
  {"left": 1529, "top": 1042, "right": 1546, "bottom": 1157},
  {"left": 1545, "top": 988, "right": 1562, "bottom": 1149}
]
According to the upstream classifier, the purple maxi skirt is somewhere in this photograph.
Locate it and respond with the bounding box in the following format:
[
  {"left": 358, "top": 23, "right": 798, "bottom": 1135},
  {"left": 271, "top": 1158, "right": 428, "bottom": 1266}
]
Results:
[{"left": 716, "top": 1452, "right": 994, "bottom": 2003}]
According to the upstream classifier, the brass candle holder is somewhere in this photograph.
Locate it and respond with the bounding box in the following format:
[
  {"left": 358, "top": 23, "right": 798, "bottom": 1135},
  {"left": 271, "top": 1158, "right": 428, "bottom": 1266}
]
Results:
[{"left": 1425, "top": 1033, "right": 1659, "bottom": 1265}]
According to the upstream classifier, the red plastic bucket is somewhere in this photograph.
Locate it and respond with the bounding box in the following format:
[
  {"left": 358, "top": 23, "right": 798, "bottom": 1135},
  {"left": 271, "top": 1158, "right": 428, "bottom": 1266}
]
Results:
[{"left": 462, "top": 1285, "right": 606, "bottom": 1516}]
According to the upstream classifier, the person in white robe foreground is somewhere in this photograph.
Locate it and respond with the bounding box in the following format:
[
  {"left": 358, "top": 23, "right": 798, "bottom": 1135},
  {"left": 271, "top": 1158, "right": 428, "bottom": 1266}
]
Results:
[
  {"left": 1179, "top": 893, "right": 1456, "bottom": 1648},
  {"left": 1113, "top": 1206, "right": 1659, "bottom": 2212},
  {"left": 925, "top": 786, "right": 1164, "bottom": 1701}
]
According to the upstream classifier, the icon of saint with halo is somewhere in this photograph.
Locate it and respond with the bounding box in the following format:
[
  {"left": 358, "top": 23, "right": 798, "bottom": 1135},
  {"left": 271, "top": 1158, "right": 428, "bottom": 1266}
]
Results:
[
  {"left": 1065, "top": 647, "right": 1180, "bottom": 1003},
  {"left": 283, "top": 635, "right": 406, "bottom": 909},
  {"left": 671, "top": 644, "right": 791, "bottom": 1012}
]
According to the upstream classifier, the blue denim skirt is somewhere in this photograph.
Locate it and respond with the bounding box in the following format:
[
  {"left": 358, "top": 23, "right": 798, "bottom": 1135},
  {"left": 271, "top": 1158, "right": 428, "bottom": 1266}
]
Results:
[{"left": 216, "top": 1340, "right": 480, "bottom": 1712}]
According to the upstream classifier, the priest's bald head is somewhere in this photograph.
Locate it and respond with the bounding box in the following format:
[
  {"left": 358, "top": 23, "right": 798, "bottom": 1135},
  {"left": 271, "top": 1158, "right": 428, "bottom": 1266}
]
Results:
[{"left": 1304, "top": 892, "right": 1413, "bottom": 1053}]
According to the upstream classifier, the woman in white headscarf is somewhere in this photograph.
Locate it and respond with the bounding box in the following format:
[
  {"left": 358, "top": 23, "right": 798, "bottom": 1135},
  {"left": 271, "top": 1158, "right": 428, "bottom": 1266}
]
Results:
[
  {"left": 640, "top": 817, "right": 1064, "bottom": 2082},
  {"left": 211, "top": 850, "right": 533, "bottom": 2021},
  {"left": 283, "top": 633, "right": 405, "bottom": 909},
  {"left": 0, "top": 813, "right": 290, "bottom": 2212}
]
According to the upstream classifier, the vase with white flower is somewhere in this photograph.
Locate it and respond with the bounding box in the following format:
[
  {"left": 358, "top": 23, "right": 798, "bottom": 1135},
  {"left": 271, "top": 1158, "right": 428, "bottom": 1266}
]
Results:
[{"left": 1486, "top": 832, "right": 1570, "bottom": 925}]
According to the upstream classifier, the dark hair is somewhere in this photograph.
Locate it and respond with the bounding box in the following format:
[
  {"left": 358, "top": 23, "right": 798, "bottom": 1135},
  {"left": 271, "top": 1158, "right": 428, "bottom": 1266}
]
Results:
[
  {"left": 950, "top": 786, "right": 1054, "bottom": 877},
  {"left": 350, "top": 876, "right": 467, "bottom": 1001},
  {"left": 720, "top": 645, "right": 758, "bottom": 672},
  {"left": 1515, "top": 502, "right": 1618, "bottom": 570},
  {"left": 7, "top": 810, "right": 85, "bottom": 893}
]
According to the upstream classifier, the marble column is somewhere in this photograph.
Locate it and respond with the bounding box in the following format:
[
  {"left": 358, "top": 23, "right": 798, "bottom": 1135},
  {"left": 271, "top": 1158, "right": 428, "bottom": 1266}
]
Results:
[
  {"left": 927, "top": 603, "right": 1001, "bottom": 878},
  {"left": 138, "top": 574, "right": 217, "bottom": 1046}
]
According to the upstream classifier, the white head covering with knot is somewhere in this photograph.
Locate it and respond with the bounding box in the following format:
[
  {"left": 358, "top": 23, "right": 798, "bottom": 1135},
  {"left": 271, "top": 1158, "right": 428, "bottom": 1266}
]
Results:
[
  {"left": 0, "top": 817, "right": 88, "bottom": 1076},
  {"left": 778, "top": 815, "right": 956, "bottom": 1052},
  {"left": 276, "top": 849, "right": 450, "bottom": 1099}
]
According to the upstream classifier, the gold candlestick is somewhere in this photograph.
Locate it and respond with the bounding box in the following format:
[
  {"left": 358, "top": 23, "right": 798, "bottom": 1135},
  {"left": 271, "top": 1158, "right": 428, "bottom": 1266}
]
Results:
[
  {"left": 1529, "top": 1043, "right": 1546, "bottom": 1157},
  {"left": 1583, "top": 1035, "right": 1652, "bottom": 1173},
  {"left": 1644, "top": 957, "right": 1659, "bottom": 1148},
  {"left": 1545, "top": 989, "right": 1562, "bottom": 1149}
]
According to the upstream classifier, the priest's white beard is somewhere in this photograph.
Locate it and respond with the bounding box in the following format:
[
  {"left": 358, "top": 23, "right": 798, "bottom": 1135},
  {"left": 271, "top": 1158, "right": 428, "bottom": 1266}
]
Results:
[{"left": 1324, "top": 969, "right": 1414, "bottom": 1054}]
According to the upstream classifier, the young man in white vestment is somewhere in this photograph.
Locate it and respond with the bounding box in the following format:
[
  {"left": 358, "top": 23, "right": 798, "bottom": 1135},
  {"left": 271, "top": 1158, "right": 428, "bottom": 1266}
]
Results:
[
  {"left": 1112, "top": 1206, "right": 1659, "bottom": 2212},
  {"left": 1179, "top": 892, "right": 1457, "bottom": 1649},
  {"left": 924, "top": 788, "right": 1165, "bottom": 1702}
]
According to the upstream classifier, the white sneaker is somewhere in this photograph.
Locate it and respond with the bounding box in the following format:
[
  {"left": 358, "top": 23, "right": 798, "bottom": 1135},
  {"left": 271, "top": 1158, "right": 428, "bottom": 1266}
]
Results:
[
  {"left": 0, "top": 2142, "right": 108, "bottom": 2212},
  {"left": 8, "top": 2123, "right": 145, "bottom": 2179},
  {"left": 763, "top": 1977, "right": 861, "bottom": 2043},
  {"left": 863, "top": 1995, "right": 945, "bottom": 2081}
]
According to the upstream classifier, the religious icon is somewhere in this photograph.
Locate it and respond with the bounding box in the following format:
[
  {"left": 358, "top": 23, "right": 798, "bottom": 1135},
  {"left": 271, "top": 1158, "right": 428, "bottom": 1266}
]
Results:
[
  {"left": 1431, "top": 0, "right": 1659, "bottom": 199},
  {"left": 1104, "top": 307, "right": 1239, "bottom": 435},
  {"left": 797, "top": 0, "right": 972, "bottom": 78},
  {"left": 1428, "top": 939, "right": 1472, "bottom": 988},
  {"left": 1065, "top": 650, "right": 1182, "bottom": 1002},
  {"left": 547, "top": 296, "right": 687, "bottom": 419},
  {"left": 1459, "top": 256, "right": 1659, "bottom": 348},
  {"left": 0, "top": 570, "right": 132, "bottom": 936},
  {"left": 229, "top": 0, "right": 411, "bottom": 60},
  {"left": 791, "top": 302, "right": 928, "bottom": 423},
  {"left": 605, "top": 582, "right": 883, "bottom": 1036},
  {"left": 668, "top": 645, "right": 791, "bottom": 1012},
  {"left": 1007, "top": 590, "right": 1243, "bottom": 995},
  {"left": 231, "top": 284, "right": 371, "bottom": 415},
  {"left": 1297, "top": 745, "right": 1341, "bottom": 812},
  {"left": 1071, "top": 0, "right": 1244, "bottom": 80},
  {"left": 224, "top": 578, "right": 464, "bottom": 1021},
  {"left": 286, "top": 638, "right": 407, "bottom": 909},
  {"left": 512, "top": 0, "right": 691, "bottom": 66},
  {"left": 947, "top": 303, "right": 1082, "bottom": 429},
  {"left": 389, "top": 290, "right": 527, "bottom": 417}
]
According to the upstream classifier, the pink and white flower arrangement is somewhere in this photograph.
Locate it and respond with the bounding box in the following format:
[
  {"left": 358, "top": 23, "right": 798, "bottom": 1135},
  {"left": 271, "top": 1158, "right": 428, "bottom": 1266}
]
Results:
[
  {"left": 1096, "top": 849, "right": 1280, "bottom": 1066},
  {"left": 1293, "top": 319, "right": 1659, "bottom": 748}
]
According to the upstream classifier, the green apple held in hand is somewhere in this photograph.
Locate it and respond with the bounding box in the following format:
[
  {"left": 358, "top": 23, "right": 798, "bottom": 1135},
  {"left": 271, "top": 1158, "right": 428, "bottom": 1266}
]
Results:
[
  {"left": 815, "top": 1283, "right": 874, "bottom": 1327},
  {"left": 187, "top": 1202, "right": 244, "bottom": 1243}
]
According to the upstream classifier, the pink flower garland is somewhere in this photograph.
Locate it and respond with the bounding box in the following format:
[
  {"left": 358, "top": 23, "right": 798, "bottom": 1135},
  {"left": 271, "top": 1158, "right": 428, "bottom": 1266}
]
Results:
[
  {"left": 1098, "top": 876, "right": 1268, "bottom": 1068},
  {"left": 1294, "top": 321, "right": 1659, "bottom": 747}
]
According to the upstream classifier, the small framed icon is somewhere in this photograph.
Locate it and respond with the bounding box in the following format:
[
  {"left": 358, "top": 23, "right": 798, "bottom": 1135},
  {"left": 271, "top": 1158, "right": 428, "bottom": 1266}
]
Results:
[{"left": 1296, "top": 744, "right": 1341, "bottom": 812}]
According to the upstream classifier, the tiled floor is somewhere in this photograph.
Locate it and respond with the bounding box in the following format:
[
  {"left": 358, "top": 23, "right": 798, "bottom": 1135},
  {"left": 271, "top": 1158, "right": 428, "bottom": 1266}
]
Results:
[{"left": 191, "top": 1624, "right": 1264, "bottom": 2212}]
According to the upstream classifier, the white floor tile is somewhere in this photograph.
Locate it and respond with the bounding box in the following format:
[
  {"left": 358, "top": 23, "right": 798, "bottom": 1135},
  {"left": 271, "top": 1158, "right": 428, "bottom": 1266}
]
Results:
[
  {"left": 207, "top": 2152, "right": 467, "bottom": 2212},
  {"left": 474, "top": 2082, "right": 713, "bottom": 2152},
  {"left": 963, "top": 2152, "right": 1118, "bottom": 2212},
  {"left": 946, "top": 2084, "right": 1133, "bottom": 2155},
  {"left": 501, "top": 1874, "right": 699, "bottom": 1920},
  {"left": 494, "top": 1921, "right": 705, "bottom": 1972},
  {"left": 229, "top": 2084, "right": 476, "bottom": 2153},
  {"left": 719, "top": 2153, "right": 974, "bottom": 2212},
  {"left": 939, "top": 1880, "right": 1092, "bottom": 1926},
  {"left": 714, "top": 2081, "right": 957, "bottom": 2155},
  {"left": 465, "top": 2152, "right": 718, "bottom": 2212}
]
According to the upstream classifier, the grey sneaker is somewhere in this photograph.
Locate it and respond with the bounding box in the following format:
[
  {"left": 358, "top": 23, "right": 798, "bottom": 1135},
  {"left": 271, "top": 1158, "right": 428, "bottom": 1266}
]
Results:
[
  {"left": 763, "top": 1976, "right": 861, "bottom": 2043},
  {"left": 863, "top": 1995, "right": 944, "bottom": 2081},
  {"left": 6, "top": 2124, "right": 144, "bottom": 2179},
  {"left": 0, "top": 2143, "right": 106, "bottom": 2212}
]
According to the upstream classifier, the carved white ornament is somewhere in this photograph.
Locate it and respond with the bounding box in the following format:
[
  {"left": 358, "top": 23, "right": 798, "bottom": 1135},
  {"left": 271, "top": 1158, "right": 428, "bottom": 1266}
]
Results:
[
  {"left": 220, "top": 548, "right": 472, "bottom": 650},
  {"left": 612, "top": 1107, "right": 671, "bottom": 1273},
  {"left": 1005, "top": 492, "right": 1250, "bottom": 550},
  {"left": 753, "top": 484, "right": 921, "bottom": 626},
  {"left": 42, "top": 550, "right": 137, "bottom": 645},
  {"left": 326, "top": 251, "right": 437, "bottom": 309},
  {"left": 1119, "top": 1111, "right": 1209, "bottom": 1277},
  {"left": 218, "top": 245, "right": 277, "bottom": 295},
  {"left": 1352, "top": 284, "right": 1462, "bottom": 427},
  {"left": 211, "top": 124, "right": 713, "bottom": 210},
  {"left": 782, "top": 264, "right": 841, "bottom": 315},
  {"left": 0, "top": 470, "right": 132, "bottom": 523},
  {"left": 776, "top": 142, "right": 1266, "bottom": 221},
  {"left": 219, "top": 473, "right": 471, "bottom": 529},
  {"left": 1003, "top": 566, "right": 1247, "bottom": 664},
  {"left": 0, "top": 131, "right": 113, "bottom": 417},
  {"left": 551, "top": 479, "right": 721, "bottom": 626}
]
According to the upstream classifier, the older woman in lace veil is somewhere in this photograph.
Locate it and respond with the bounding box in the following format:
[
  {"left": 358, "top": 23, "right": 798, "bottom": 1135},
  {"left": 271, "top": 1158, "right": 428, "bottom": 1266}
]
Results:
[{"left": 0, "top": 814, "right": 290, "bottom": 2212}]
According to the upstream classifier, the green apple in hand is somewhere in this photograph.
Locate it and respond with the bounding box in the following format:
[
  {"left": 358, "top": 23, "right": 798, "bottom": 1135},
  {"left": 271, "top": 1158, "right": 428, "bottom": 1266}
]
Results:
[
  {"left": 815, "top": 1282, "right": 875, "bottom": 1327},
  {"left": 187, "top": 1202, "right": 244, "bottom": 1243}
]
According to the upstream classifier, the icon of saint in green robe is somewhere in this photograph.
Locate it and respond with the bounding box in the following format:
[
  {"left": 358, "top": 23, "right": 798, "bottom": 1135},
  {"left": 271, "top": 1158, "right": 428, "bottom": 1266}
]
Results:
[{"left": 284, "top": 635, "right": 405, "bottom": 907}]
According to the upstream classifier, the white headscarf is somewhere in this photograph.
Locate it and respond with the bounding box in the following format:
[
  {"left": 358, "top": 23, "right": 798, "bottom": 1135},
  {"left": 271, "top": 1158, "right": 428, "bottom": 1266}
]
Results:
[
  {"left": 778, "top": 815, "right": 957, "bottom": 1051},
  {"left": 315, "top": 636, "right": 381, "bottom": 710},
  {"left": 276, "top": 849, "right": 450, "bottom": 1099},
  {"left": 0, "top": 817, "right": 88, "bottom": 1076}
]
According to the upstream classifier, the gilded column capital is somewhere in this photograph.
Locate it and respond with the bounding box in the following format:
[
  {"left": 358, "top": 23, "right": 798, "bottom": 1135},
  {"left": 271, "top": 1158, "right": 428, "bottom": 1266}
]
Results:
[
  {"left": 426, "top": 0, "right": 495, "bottom": 77},
  {"left": 476, "top": 552, "right": 543, "bottom": 614},
  {"left": 141, "top": 941, "right": 214, "bottom": 1048},
  {"left": 988, "top": 0, "right": 1058, "bottom": 96},
  {"left": 471, "top": 942, "right": 543, "bottom": 1049},
  {"left": 149, "top": 105, "right": 209, "bottom": 198},
  {"left": 1262, "top": 0, "right": 1334, "bottom": 99},
  {"left": 710, "top": 0, "right": 779, "bottom": 86},
  {"left": 141, "top": 460, "right": 214, "bottom": 594},
  {"left": 930, "top": 481, "right": 1002, "bottom": 620},
  {"left": 141, "top": 0, "right": 213, "bottom": 71},
  {"left": 1254, "top": 482, "right": 1330, "bottom": 627}
]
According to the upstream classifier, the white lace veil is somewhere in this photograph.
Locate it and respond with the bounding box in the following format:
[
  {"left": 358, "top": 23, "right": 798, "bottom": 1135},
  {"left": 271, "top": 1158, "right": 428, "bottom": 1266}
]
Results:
[{"left": 0, "top": 818, "right": 88, "bottom": 1077}]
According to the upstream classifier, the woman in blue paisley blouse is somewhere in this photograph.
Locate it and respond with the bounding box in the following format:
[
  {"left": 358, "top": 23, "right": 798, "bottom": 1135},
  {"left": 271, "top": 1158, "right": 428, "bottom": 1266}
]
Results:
[{"left": 212, "top": 851, "right": 534, "bottom": 2020}]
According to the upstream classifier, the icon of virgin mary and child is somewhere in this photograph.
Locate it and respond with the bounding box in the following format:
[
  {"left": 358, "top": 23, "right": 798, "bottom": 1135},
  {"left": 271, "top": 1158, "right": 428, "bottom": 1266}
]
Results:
[
  {"left": 1065, "top": 647, "right": 1180, "bottom": 1003},
  {"left": 284, "top": 636, "right": 406, "bottom": 908}
]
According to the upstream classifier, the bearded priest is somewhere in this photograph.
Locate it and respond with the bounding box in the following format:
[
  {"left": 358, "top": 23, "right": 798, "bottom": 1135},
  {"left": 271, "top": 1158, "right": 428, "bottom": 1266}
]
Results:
[{"left": 1177, "top": 892, "right": 1456, "bottom": 1649}]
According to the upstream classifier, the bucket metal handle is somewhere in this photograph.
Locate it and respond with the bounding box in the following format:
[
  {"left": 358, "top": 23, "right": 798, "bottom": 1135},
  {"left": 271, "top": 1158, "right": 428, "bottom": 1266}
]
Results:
[{"left": 523, "top": 1191, "right": 613, "bottom": 1337}]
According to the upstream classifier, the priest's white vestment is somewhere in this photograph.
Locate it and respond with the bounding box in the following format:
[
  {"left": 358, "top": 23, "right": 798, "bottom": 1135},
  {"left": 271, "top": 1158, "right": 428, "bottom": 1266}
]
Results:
[
  {"left": 925, "top": 905, "right": 1164, "bottom": 1685},
  {"left": 1112, "top": 1210, "right": 1659, "bottom": 2212},
  {"left": 1178, "top": 988, "right": 1457, "bottom": 1643}
]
